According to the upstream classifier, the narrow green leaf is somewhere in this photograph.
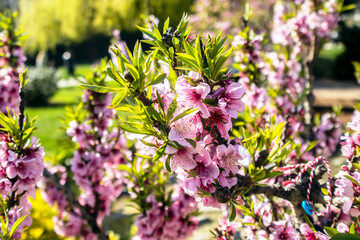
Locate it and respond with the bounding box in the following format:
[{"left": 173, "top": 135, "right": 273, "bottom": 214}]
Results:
[
  {"left": 110, "top": 89, "right": 127, "bottom": 108},
  {"left": 229, "top": 202, "right": 236, "bottom": 221},
  {"left": 166, "top": 96, "right": 178, "bottom": 123},
  {"left": 168, "top": 66, "right": 177, "bottom": 89},
  {"left": 153, "top": 143, "right": 167, "bottom": 162},
  {"left": 124, "top": 63, "right": 140, "bottom": 81},
  {"left": 171, "top": 108, "right": 197, "bottom": 123},
  {"left": 344, "top": 175, "right": 360, "bottom": 187},
  {"left": 202, "top": 98, "right": 218, "bottom": 106},
  {"left": 324, "top": 227, "right": 340, "bottom": 237},
  {"left": 302, "top": 209, "right": 316, "bottom": 233},
  {"left": 305, "top": 141, "right": 318, "bottom": 153},
  {"left": 134, "top": 153, "right": 153, "bottom": 159},
  {"left": 165, "top": 155, "right": 172, "bottom": 172},
  {"left": 163, "top": 17, "right": 170, "bottom": 34},
  {"left": 330, "top": 233, "right": 360, "bottom": 240},
  {"left": 146, "top": 73, "right": 166, "bottom": 87},
  {"left": 118, "top": 124, "right": 154, "bottom": 135},
  {"left": 353, "top": 163, "right": 360, "bottom": 172},
  {"left": 156, "top": 90, "right": 164, "bottom": 112},
  {"left": 136, "top": 25, "right": 156, "bottom": 40},
  {"left": 9, "top": 215, "right": 27, "bottom": 238},
  {"left": 81, "top": 84, "right": 118, "bottom": 93},
  {"left": 185, "top": 138, "right": 196, "bottom": 148},
  {"left": 196, "top": 187, "right": 211, "bottom": 196},
  {"left": 118, "top": 164, "right": 133, "bottom": 173}
]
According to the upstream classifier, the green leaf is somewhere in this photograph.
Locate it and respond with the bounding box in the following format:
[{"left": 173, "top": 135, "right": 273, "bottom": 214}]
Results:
[
  {"left": 344, "top": 175, "right": 360, "bottom": 187},
  {"left": 165, "top": 155, "right": 172, "bottom": 172},
  {"left": 229, "top": 202, "right": 237, "bottom": 221},
  {"left": 156, "top": 90, "right": 164, "bottom": 112},
  {"left": 202, "top": 98, "right": 218, "bottom": 106},
  {"left": 168, "top": 66, "right": 177, "bottom": 89},
  {"left": 81, "top": 84, "right": 119, "bottom": 93},
  {"left": 353, "top": 163, "right": 360, "bottom": 172},
  {"left": 136, "top": 25, "right": 156, "bottom": 40},
  {"left": 153, "top": 143, "right": 167, "bottom": 162},
  {"left": 266, "top": 171, "right": 283, "bottom": 179},
  {"left": 324, "top": 227, "right": 340, "bottom": 237},
  {"left": 146, "top": 73, "right": 166, "bottom": 87},
  {"left": 124, "top": 63, "right": 140, "bottom": 81},
  {"left": 171, "top": 108, "right": 197, "bottom": 123},
  {"left": 185, "top": 138, "right": 196, "bottom": 148},
  {"left": 110, "top": 88, "right": 127, "bottom": 108},
  {"left": 305, "top": 141, "right": 318, "bottom": 153},
  {"left": 118, "top": 123, "right": 154, "bottom": 135},
  {"left": 118, "top": 164, "right": 132, "bottom": 173},
  {"left": 145, "top": 105, "right": 163, "bottom": 123},
  {"left": 341, "top": 4, "right": 356, "bottom": 12},
  {"left": 134, "top": 153, "right": 153, "bottom": 159},
  {"left": 166, "top": 96, "right": 178, "bottom": 123},
  {"left": 163, "top": 17, "right": 170, "bottom": 34},
  {"left": 350, "top": 223, "right": 356, "bottom": 234},
  {"left": 9, "top": 215, "right": 27, "bottom": 238},
  {"left": 330, "top": 233, "right": 360, "bottom": 240},
  {"left": 302, "top": 209, "right": 316, "bottom": 233},
  {"left": 196, "top": 187, "right": 211, "bottom": 196}
]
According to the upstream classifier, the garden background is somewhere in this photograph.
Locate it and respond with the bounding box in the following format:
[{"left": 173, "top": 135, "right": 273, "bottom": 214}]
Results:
[{"left": 1, "top": 0, "right": 360, "bottom": 239}]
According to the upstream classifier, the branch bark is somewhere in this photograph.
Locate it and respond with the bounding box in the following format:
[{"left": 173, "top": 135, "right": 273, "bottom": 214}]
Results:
[{"left": 245, "top": 164, "right": 329, "bottom": 230}]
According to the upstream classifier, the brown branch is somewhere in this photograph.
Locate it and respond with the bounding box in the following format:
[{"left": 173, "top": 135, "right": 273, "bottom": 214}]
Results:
[{"left": 245, "top": 164, "right": 329, "bottom": 230}]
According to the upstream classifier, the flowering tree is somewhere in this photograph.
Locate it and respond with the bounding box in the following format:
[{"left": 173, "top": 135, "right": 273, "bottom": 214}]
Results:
[
  {"left": 0, "top": 12, "right": 26, "bottom": 115},
  {"left": 0, "top": 12, "right": 44, "bottom": 240},
  {"left": 80, "top": 5, "right": 360, "bottom": 238},
  {"left": 40, "top": 60, "right": 131, "bottom": 240},
  {"left": 1, "top": 1, "right": 358, "bottom": 239},
  {"left": 0, "top": 71, "right": 44, "bottom": 240}
]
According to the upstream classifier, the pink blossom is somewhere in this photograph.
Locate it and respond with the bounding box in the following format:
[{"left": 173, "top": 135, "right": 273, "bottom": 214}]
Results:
[
  {"left": 300, "top": 223, "right": 330, "bottom": 240},
  {"left": 270, "top": 220, "right": 299, "bottom": 240},
  {"left": 348, "top": 110, "right": 360, "bottom": 133},
  {"left": 334, "top": 173, "right": 359, "bottom": 213},
  {"left": 206, "top": 107, "right": 232, "bottom": 139},
  {"left": 238, "top": 145, "right": 252, "bottom": 168},
  {"left": 53, "top": 214, "right": 83, "bottom": 237},
  {"left": 167, "top": 145, "right": 198, "bottom": 171},
  {"left": 176, "top": 75, "right": 211, "bottom": 118},
  {"left": 336, "top": 222, "right": 350, "bottom": 233},
  {"left": 218, "top": 82, "right": 245, "bottom": 118},
  {"left": 216, "top": 144, "right": 240, "bottom": 174}
]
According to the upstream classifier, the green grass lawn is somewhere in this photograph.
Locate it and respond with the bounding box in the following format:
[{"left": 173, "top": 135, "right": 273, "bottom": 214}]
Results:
[
  {"left": 58, "top": 63, "right": 93, "bottom": 79},
  {"left": 26, "top": 87, "right": 83, "bottom": 160}
]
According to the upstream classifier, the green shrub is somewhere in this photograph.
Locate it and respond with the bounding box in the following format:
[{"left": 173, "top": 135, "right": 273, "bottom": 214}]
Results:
[{"left": 24, "top": 67, "right": 60, "bottom": 106}]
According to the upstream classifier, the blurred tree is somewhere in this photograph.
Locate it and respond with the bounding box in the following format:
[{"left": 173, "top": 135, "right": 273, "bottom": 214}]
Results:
[
  {"left": 19, "top": 0, "right": 194, "bottom": 53},
  {"left": 190, "top": 0, "right": 274, "bottom": 37}
]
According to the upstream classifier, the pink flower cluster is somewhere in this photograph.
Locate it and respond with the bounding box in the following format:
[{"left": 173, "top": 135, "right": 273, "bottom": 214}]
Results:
[
  {"left": 0, "top": 133, "right": 44, "bottom": 239},
  {"left": 232, "top": 34, "right": 264, "bottom": 74},
  {"left": 272, "top": 0, "right": 339, "bottom": 46},
  {"left": 154, "top": 72, "right": 250, "bottom": 207},
  {"left": 0, "top": 35, "right": 26, "bottom": 114},
  {"left": 333, "top": 110, "right": 360, "bottom": 216},
  {"left": 214, "top": 218, "right": 240, "bottom": 240},
  {"left": 340, "top": 110, "right": 360, "bottom": 160},
  {"left": 334, "top": 166, "right": 360, "bottom": 216},
  {"left": 314, "top": 113, "right": 342, "bottom": 157},
  {"left": 238, "top": 196, "right": 304, "bottom": 240},
  {"left": 40, "top": 166, "right": 98, "bottom": 240},
  {"left": 134, "top": 188, "right": 198, "bottom": 240},
  {"left": 42, "top": 90, "right": 131, "bottom": 238}
]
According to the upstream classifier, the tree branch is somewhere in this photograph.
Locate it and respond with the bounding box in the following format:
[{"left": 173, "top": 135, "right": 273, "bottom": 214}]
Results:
[{"left": 245, "top": 164, "right": 328, "bottom": 229}]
